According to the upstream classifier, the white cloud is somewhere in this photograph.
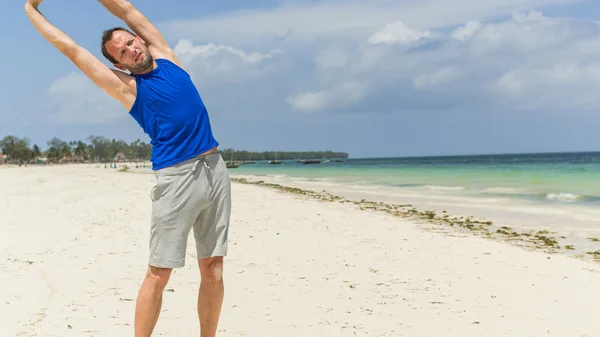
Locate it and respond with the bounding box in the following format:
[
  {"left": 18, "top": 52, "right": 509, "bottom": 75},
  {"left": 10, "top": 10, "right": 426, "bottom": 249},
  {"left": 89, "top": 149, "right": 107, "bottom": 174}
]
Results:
[
  {"left": 467, "top": 11, "right": 576, "bottom": 55},
  {"left": 287, "top": 80, "right": 367, "bottom": 112},
  {"left": 45, "top": 72, "right": 124, "bottom": 125},
  {"left": 173, "top": 40, "right": 283, "bottom": 65},
  {"left": 160, "top": 0, "right": 579, "bottom": 47},
  {"left": 451, "top": 21, "right": 483, "bottom": 41},
  {"left": 45, "top": 2, "right": 600, "bottom": 127},
  {"left": 492, "top": 62, "right": 600, "bottom": 110},
  {"left": 153, "top": 0, "right": 597, "bottom": 116},
  {"left": 413, "top": 68, "right": 457, "bottom": 89},
  {"left": 368, "top": 21, "right": 432, "bottom": 45},
  {"left": 172, "top": 40, "right": 285, "bottom": 84},
  {"left": 314, "top": 48, "right": 348, "bottom": 69},
  {"left": 282, "top": 9, "right": 600, "bottom": 113},
  {"left": 512, "top": 9, "right": 547, "bottom": 23}
]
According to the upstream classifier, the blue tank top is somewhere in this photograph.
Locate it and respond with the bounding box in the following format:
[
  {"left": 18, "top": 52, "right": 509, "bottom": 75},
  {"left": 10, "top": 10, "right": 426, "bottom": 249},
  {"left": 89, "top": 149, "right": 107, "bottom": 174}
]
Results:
[{"left": 128, "top": 58, "right": 219, "bottom": 170}]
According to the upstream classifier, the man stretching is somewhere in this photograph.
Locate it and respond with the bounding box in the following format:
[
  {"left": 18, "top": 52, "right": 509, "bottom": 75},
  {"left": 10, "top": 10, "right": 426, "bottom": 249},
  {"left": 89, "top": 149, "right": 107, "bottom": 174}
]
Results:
[{"left": 25, "top": 1, "right": 231, "bottom": 336}]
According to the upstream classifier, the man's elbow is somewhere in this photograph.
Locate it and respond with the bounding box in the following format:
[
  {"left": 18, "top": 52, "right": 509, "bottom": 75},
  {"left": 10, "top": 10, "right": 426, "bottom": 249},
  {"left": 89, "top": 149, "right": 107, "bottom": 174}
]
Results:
[
  {"left": 117, "top": 1, "right": 135, "bottom": 18},
  {"left": 61, "top": 44, "right": 82, "bottom": 62}
]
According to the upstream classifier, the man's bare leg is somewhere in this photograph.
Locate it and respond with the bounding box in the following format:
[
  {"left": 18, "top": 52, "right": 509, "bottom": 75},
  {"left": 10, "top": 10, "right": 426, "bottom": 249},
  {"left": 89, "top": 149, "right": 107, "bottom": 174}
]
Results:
[
  {"left": 198, "top": 257, "right": 225, "bottom": 337},
  {"left": 135, "top": 266, "right": 172, "bottom": 337}
]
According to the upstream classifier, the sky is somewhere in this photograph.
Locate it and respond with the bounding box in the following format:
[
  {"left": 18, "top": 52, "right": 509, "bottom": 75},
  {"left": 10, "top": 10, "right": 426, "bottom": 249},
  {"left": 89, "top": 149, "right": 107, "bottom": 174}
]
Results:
[{"left": 1, "top": 0, "right": 600, "bottom": 158}]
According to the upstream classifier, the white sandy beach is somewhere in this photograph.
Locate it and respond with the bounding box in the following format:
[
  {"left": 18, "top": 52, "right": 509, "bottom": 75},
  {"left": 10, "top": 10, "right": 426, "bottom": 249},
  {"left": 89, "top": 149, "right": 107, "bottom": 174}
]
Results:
[{"left": 1, "top": 164, "right": 600, "bottom": 337}]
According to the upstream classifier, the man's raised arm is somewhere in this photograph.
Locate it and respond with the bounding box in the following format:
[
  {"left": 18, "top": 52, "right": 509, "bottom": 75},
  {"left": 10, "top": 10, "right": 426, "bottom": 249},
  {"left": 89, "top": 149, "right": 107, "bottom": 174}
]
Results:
[
  {"left": 97, "top": 0, "right": 180, "bottom": 66},
  {"left": 25, "top": 0, "right": 135, "bottom": 110}
]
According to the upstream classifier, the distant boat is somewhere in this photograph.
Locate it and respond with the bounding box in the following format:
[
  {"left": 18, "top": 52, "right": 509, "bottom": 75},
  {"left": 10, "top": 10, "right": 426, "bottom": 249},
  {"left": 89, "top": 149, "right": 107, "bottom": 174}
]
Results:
[
  {"left": 301, "top": 159, "right": 321, "bottom": 165},
  {"left": 269, "top": 152, "right": 281, "bottom": 164},
  {"left": 226, "top": 152, "right": 239, "bottom": 168}
]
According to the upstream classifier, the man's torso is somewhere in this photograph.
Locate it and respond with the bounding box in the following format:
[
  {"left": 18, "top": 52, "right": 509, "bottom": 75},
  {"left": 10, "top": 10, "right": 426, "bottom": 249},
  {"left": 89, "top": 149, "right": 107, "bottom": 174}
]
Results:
[{"left": 126, "top": 56, "right": 219, "bottom": 170}]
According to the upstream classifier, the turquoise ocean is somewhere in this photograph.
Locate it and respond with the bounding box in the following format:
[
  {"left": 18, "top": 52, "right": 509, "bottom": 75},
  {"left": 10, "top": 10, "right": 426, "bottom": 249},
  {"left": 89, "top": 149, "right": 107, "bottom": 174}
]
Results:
[{"left": 230, "top": 151, "right": 600, "bottom": 206}]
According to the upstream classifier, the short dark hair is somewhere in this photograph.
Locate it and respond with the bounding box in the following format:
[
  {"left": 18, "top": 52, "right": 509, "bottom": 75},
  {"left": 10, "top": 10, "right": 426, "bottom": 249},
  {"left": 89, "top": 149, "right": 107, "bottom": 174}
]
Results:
[{"left": 101, "top": 27, "right": 135, "bottom": 64}]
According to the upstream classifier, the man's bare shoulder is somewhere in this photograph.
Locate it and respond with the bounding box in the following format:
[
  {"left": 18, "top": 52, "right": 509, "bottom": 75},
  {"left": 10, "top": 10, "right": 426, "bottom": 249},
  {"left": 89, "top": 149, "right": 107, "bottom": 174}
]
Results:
[
  {"left": 111, "top": 69, "right": 137, "bottom": 94},
  {"left": 149, "top": 45, "right": 184, "bottom": 69}
]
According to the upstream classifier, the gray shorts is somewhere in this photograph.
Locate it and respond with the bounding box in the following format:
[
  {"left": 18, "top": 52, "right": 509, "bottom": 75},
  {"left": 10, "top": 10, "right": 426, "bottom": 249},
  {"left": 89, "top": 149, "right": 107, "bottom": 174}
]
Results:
[{"left": 148, "top": 152, "right": 231, "bottom": 268}]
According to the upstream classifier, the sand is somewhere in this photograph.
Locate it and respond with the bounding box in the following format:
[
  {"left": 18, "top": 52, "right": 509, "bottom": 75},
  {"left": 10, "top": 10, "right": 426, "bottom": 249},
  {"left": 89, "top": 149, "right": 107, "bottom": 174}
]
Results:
[{"left": 1, "top": 164, "right": 600, "bottom": 337}]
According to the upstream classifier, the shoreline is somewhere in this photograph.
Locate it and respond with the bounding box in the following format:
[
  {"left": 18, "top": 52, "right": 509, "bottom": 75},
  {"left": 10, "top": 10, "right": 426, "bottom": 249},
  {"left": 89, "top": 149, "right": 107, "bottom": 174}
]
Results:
[{"left": 226, "top": 175, "right": 600, "bottom": 265}]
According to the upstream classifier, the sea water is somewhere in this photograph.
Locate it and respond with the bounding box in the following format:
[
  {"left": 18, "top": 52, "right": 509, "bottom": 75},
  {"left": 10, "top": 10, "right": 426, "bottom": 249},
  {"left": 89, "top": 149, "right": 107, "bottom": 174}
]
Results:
[
  {"left": 231, "top": 152, "right": 600, "bottom": 204},
  {"left": 229, "top": 152, "right": 600, "bottom": 253}
]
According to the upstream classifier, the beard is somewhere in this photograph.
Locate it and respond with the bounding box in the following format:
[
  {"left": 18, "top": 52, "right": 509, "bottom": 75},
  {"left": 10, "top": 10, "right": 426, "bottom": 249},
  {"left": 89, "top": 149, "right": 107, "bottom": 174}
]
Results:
[{"left": 125, "top": 49, "right": 154, "bottom": 74}]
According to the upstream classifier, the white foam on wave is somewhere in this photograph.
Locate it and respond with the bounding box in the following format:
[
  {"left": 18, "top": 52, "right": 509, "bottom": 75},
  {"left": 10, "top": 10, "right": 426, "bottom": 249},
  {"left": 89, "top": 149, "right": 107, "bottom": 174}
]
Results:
[
  {"left": 483, "top": 187, "right": 527, "bottom": 194},
  {"left": 424, "top": 185, "right": 466, "bottom": 191},
  {"left": 546, "top": 192, "right": 583, "bottom": 202}
]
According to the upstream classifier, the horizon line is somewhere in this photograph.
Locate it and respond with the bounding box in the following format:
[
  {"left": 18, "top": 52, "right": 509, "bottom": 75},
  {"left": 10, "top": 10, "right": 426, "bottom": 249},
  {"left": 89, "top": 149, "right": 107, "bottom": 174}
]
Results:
[{"left": 348, "top": 149, "right": 600, "bottom": 160}]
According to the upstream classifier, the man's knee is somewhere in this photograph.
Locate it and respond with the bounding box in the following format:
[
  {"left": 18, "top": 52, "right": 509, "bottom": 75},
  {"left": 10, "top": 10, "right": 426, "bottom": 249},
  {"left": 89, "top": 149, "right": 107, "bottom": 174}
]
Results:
[
  {"left": 145, "top": 266, "right": 172, "bottom": 290},
  {"left": 198, "top": 256, "right": 224, "bottom": 283}
]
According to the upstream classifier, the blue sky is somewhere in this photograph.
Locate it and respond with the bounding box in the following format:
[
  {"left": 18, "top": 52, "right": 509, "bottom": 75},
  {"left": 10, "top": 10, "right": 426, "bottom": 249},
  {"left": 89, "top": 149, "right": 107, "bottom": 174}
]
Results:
[{"left": 2, "top": 0, "right": 600, "bottom": 158}]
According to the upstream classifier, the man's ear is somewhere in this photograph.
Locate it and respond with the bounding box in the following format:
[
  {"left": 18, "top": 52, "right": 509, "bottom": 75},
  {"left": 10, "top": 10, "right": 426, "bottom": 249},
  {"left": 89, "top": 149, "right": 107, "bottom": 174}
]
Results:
[{"left": 114, "top": 63, "right": 126, "bottom": 71}]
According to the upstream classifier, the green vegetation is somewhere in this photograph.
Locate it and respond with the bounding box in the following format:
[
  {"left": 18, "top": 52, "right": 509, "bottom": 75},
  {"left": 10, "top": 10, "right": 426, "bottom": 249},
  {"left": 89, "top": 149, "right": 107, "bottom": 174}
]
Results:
[
  {"left": 219, "top": 149, "right": 348, "bottom": 161},
  {"left": 0, "top": 135, "right": 152, "bottom": 164},
  {"left": 0, "top": 136, "right": 36, "bottom": 164},
  {"left": 0, "top": 134, "right": 348, "bottom": 164}
]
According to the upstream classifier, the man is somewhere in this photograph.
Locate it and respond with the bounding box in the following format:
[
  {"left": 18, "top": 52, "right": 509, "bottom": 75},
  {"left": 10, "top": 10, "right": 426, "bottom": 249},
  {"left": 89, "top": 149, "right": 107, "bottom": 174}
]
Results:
[{"left": 24, "top": 1, "right": 231, "bottom": 336}]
